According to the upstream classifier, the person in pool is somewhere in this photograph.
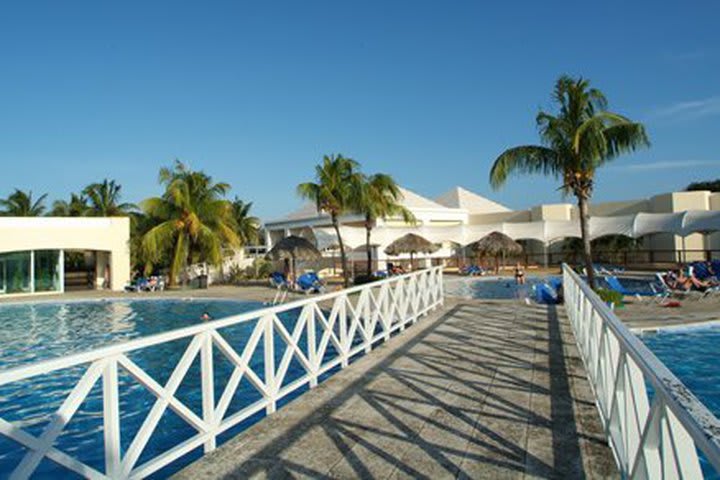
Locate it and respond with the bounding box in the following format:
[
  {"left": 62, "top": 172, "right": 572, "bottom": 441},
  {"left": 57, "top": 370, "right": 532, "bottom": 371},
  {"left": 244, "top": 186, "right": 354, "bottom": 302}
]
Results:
[
  {"left": 201, "top": 311, "right": 212, "bottom": 321},
  {"left": 514, "top": 262, "right": 526, "bottom": 285}
]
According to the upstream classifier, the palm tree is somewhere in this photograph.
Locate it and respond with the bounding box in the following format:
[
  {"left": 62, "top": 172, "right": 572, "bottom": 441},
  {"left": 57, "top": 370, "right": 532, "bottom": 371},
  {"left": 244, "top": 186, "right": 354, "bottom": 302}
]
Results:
[
  {"left": 297, "top": 154, "right": 363, "bottom": 287},
  {"left": 354, "top": 173, "right": 416, "bottom": 275},
  {"left": 50, "top": 193, "right": 88, "bottom": 216},
  {"left": 231, "top": 198, "right": 260, "bottom": 246},
  {"left": 0, "top": 189, "right": 47, "bottom": 216},
  {"left": 140, "top": 160, "right": 240, "bottom": 285},
  {"left": 83, "top": 179, "right": 136, "bottom": 216},
  {"left": 489, "top": 75, "right": 649, "bottom": 287}
]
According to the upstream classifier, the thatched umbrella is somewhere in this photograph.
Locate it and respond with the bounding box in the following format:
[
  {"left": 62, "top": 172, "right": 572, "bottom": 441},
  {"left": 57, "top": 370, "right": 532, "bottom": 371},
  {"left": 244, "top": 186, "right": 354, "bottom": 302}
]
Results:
[
  {"left": 468, "top": 231, "right": 523, "bottom": 273},
  {"left": 266, "top": 235, "right": 321, "bottom": 283},
  {"left": 384, "top": 233, "right": 439, "bottom": 270}
]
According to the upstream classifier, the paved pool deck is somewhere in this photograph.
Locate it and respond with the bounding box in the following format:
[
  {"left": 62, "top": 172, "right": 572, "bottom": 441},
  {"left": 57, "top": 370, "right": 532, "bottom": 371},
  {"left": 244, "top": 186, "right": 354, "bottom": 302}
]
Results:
[{"left": 173, "top": 298, "right": 617, "bottom": 479}]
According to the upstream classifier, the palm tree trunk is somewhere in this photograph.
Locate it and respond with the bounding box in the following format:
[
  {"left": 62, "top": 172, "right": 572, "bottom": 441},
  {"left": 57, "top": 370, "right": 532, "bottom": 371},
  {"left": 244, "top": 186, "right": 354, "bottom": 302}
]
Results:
[
  {"left": 332, "top": 215, "right": 350, "bottom": 288},
  {"left": 365, "top": 216, "right": 373, "bottom": 276},
  {"left": 577, "top": 193, "right": 595, "bottom": 288}
]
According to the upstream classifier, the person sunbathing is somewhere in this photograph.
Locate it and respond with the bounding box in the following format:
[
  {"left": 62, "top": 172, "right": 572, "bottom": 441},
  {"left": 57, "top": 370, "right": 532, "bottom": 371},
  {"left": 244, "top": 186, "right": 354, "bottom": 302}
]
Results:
[{"left": 672, "top": 269, "right": 716, "bottom": 292}]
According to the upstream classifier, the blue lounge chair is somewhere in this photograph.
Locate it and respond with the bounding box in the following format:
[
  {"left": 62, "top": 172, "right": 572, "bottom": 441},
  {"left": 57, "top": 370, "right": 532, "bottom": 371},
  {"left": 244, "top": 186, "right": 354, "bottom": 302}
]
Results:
[
  {"left": 606, "top": 276, "right": 665, "bottom": 302},
  {"left": 534, "top": 283, "right": 558, "bottom": 305},
  {"left": 297, "top": 272, "right": 325, "bottom": 294},
  {"left": 269, "top": 272, "right": 290, "bottom": 289}
]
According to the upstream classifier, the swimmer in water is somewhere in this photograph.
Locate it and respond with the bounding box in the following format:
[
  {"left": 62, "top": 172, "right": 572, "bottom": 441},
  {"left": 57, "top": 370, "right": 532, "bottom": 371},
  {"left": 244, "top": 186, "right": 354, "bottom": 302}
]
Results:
[{"left": 201, "top": 312, "right": 212, "bottom": 321}]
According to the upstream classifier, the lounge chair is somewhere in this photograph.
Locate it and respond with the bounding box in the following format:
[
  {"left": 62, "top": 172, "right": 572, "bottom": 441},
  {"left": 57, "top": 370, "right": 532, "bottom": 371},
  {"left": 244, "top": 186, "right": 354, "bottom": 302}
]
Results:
[
  {"left": 534, "top": 283, "right": 559, "bottom": 305},
  {"left": 461, "top": 265, "right": 485, "bottom": 276},
  {"left": 651, "top": 273, "right": 709, "bottom": 301},
  {"left": 296, "top": 272, "right": 325, "bottom": 294},
  {"left": 605, "top": 276, "right": 667, "bottom": 303}
]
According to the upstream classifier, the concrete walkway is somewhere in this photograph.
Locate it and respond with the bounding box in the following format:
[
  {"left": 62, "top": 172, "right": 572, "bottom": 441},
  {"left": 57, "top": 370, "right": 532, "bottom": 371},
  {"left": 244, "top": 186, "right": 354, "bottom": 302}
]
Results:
[{"left": 174, "top": 299, "right": 617, "bottom": 479}]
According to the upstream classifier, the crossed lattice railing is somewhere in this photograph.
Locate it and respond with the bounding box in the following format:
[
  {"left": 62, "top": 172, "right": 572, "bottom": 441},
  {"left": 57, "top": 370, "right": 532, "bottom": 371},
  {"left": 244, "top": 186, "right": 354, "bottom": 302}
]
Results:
[
  {"left": 563, "top": 265, "right": 720, "bottom": 479},
  {"left": 0, "top": 267, "right": 444, "bottom": 479}
]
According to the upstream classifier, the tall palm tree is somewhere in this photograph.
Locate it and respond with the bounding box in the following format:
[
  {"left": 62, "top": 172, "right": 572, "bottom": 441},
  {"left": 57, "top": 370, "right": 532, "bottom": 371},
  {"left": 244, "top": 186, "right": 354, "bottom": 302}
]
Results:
[
  {"left": 83, "top": 179, "right": 137, "bottom": 216},
  {"left": 490, "top": 75, "right": 649, "bottom": 287},
  {"left": 297, "top": 154, "right": 363, "bottom": 287},
  {"left": 0, "top": 189, "right": 47, "bottom": 216},
  {"left": 354, "top": 174, "right": 416, "bottom": 275},
  {"left": 140, "top": 160, "right": 240, "bottom": 285},
  {"left": 50, "top": 193, "right": 88, "bottom": 216},
  {"left": 231, "top": 198, "right": 260, "bottom": 246}
]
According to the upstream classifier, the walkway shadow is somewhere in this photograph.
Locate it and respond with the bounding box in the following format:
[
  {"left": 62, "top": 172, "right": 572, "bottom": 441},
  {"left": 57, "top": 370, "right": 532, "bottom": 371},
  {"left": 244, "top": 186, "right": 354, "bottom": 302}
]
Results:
[{"left": 175, "top": 301, "right": 614, "bottom": 480}]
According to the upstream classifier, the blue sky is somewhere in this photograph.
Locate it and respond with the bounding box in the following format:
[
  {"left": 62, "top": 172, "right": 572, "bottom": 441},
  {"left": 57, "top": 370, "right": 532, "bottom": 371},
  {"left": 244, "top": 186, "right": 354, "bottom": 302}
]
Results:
[{"left": 1, "top": 1, "right": 719, "bottom": 220}]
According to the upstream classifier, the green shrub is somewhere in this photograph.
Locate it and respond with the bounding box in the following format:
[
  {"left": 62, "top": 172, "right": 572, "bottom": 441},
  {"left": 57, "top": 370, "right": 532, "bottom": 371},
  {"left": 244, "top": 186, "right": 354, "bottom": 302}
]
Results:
[{"left": 595, "top": 288, "right": 623, "bottom": 306}]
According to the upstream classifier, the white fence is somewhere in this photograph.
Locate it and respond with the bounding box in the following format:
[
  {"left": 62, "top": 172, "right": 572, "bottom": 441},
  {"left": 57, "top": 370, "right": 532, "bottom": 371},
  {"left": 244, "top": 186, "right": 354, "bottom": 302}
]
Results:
[
  {"left": 0, "top": 267, "right": 444, "bottom": 479},
  {"left": 563, "top": 264, "right": 720, "bottom": 478}
]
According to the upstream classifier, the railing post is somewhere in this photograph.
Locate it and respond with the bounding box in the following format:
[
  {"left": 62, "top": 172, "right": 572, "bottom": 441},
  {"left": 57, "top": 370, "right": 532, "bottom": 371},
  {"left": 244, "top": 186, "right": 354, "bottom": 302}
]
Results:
[
  {"left": 264, "top": 315, "right": 276, "bottom": 414},
  {"left": 200, "top": 331, "right": 216, "bottom": 452},
  {"left": 102, "top": 357, "right": 121, "bottom": 478},
  {"left": 339, "top": 296, "right": 348, "bottom": 368},
  {"left": 306, "top": 305, "right": 318, "bottom": 388}
]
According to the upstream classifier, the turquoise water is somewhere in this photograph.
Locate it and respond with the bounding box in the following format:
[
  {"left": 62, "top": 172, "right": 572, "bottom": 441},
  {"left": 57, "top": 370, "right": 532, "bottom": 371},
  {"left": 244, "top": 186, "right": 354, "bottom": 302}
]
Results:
[
  {"left": 0, "top": 299, "right": 318, "bottom": 478},
  {"left": 445, "top": 275, "right": 656, "bottom": 300},
  {"left": 444, "top": 276, "right": 557, "bottom": 300},
  {"left": 642, "top": 325, "right": 720, "bottom": 477}
]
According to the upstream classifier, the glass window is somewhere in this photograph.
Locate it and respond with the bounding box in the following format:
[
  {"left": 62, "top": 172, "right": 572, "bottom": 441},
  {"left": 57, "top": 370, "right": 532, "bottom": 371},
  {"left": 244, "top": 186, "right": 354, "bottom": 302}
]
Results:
[
  {"left": 34, "top": 250, "right": 61, "bottom": 292},
  {"left": 1, "top": 252, "right": 32, "bottom": 294}
]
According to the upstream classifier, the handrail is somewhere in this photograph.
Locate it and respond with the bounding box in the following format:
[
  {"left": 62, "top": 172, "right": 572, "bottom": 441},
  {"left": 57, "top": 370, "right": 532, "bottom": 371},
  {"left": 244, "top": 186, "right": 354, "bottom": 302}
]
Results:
[
  {"left": 0, "top": 267, "right": 444, "bottom": 479},
  {"left": 562, "top": 264, "right": 720, "bottom": 478}
]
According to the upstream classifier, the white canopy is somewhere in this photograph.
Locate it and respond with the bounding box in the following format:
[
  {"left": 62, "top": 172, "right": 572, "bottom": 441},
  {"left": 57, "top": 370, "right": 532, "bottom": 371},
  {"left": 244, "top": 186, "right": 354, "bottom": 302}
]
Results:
[{"left": 307, "top": 209, "right": 720, "bottom": 252}]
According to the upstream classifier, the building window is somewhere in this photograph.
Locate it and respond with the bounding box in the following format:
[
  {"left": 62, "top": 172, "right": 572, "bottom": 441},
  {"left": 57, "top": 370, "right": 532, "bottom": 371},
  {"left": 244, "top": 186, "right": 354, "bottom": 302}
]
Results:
[
  {"left": 0, "top": 250, "right": 63, "bottom": 295},
  {"left": 34, "top": 250, "right": 61, "bottom": 292},
  {"left": 1, "top": 251, "right": 32, "bottom": 294}
]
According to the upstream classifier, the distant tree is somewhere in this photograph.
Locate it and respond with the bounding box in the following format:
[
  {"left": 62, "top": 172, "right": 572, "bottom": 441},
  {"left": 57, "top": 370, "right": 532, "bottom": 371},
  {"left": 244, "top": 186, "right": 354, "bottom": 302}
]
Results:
[
  {"left": 687, "top": 179, "right": 720, "bottom": 192},
  {"left": 0, "top": 189, "right": 47, "bottom": 216},
  {"left": 298, "top": 154, "right": 364, "bottom": 287},
  {"left": 230, "top": 198, "right": 260, "bottom": 246},
  {"left": 140, "top": 161, "right": 240, "bottom": 284},
  {"left": 353, "top": 173, "right": 416, "bottom": 276},
  {"left": 50, "top": 193, "right": 88, "bottom": 216},
  {"left": 490, "top": 75, "right": 650, "bottom": 288},
  {"left": 83, "top": 179, "right": 137, "bottom": 216}
]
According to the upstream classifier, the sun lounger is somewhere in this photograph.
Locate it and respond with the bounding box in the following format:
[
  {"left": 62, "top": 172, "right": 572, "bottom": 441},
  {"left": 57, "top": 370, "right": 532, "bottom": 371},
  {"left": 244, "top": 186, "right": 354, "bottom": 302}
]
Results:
[
  {"left": 534, "top": 283, "right": 559, "bottom": 305},
  {"left": 652, "top": 273, "right": 710, "bottom": 301},
  {"left": 297, "top": 272, "right": 325, "bottom": 294},
  {"left": 605, "top": 276, "right": 667, "bottom": 303}
]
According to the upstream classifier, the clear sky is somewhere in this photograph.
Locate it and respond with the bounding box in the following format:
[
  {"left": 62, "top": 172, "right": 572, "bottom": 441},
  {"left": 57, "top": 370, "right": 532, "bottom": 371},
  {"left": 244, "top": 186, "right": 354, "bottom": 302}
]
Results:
[{"left": 1, "top": 1, "right": 719, "bottom": 220}]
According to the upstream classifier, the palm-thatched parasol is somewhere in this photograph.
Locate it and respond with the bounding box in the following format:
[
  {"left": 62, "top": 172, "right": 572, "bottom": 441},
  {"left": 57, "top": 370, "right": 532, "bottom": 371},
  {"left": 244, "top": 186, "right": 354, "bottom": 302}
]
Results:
[
  {"left": 468, "top": 231, "right": 523, "bottom": 273},
  {"left": 266, "top": 235, "right": 321, "bottom": 283},
  {"left": 384, "top": 233, "right": 439, "bottom": 270}
]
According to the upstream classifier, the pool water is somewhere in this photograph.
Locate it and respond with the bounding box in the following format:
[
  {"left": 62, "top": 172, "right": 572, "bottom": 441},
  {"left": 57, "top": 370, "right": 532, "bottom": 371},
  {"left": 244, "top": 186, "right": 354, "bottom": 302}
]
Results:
[
  {"left": 641, "top": 326, "right": 720, "bottom": 477},
  {"left": 0, "top": 299, "right": 326, "bottom": 478},
  {"left": 444, "top": 275, "right": 657, "bottom": 301},
  {"left": 444, "top": 276, "right": 559, "bottom": 300}
]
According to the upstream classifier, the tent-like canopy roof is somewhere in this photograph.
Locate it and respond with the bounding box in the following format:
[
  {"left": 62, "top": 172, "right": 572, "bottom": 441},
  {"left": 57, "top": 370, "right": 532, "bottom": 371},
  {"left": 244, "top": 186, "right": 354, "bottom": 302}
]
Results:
[
  {"left": 435, "top": 186, "right": 510, "bottom": 213},
  {"left": 307, "top": 209, "right": 720, "bottom": 251}
]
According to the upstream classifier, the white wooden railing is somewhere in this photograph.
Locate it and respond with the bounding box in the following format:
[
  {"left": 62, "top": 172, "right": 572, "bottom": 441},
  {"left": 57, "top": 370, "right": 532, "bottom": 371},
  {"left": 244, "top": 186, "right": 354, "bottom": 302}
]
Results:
[
  {"left": 563, "top": 264, "right": 720, "bottom": 479},
  {"left": 0, "top": 267, "right": 444, "bottom": 479}
]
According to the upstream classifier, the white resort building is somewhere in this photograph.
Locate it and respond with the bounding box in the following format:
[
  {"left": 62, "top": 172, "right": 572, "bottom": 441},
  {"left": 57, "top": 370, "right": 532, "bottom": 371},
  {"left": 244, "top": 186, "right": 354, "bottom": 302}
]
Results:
[
  {"left": 264, "top": 186, "right": 720, "bottom": 272},
  {"left": 0, "top": 217, "right": 131, "bottom": 297}
]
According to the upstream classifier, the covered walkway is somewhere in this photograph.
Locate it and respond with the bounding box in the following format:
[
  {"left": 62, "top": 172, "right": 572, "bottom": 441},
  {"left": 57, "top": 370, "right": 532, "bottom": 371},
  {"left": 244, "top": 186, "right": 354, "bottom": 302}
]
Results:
[{"left": 174, "top": 299, "right": 617, "bottom": 479}]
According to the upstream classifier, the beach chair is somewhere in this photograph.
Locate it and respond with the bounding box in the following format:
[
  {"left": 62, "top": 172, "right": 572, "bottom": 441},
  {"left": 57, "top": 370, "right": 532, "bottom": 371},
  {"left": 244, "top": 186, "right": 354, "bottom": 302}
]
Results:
[
  {"left": 652, "top": 273, "right": 708, "bottom": 301},
  {"left": 534, "top": 283, "right": 558, "bottom": 305},
  {"left": 297, "top": 272, "right": 325, "bottom": 294},
  {"left": 269, "top": 272, "right": 291, "bottom": 304},
  {"left": 605, "top": 276, "right": 666, "bottom": 303}
]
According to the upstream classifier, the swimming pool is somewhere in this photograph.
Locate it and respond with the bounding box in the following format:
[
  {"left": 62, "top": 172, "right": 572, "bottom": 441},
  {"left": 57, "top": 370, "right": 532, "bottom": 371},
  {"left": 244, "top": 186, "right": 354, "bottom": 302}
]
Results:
[
  {"left": 444, "top": 275, "right": 656, "bottom": 300},
  {"left": 444, "top": 276, "right": 556, "bottom": 300},
  {"left": 0, "top": 299, "right": 316, "bottom": 478},
  {"left": 641, "top": 325, "right": 720, "bottom": 478}
]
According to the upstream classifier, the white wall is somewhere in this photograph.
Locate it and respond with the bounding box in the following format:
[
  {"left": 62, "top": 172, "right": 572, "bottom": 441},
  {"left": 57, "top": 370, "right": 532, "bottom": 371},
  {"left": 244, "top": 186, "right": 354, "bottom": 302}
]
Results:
[{"left": 0, "top": 217, "right": 131, "bottom": 292}]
